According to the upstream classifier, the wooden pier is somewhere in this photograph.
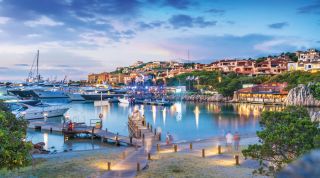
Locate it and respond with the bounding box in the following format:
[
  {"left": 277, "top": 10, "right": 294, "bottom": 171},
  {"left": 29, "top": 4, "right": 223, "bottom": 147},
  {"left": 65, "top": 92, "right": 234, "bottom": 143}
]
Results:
[{"left": 27, "top": 120, "right": 142, "bottom": 147}]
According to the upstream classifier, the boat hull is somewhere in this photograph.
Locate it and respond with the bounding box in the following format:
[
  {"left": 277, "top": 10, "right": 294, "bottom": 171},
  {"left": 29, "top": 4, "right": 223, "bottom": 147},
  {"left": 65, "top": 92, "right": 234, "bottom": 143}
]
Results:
[
  {"left": 81, "top": 94, "right": 123, "bottom": 101},
  {"left": 21, "top": 107, "right": 70, "bottom": 120}
]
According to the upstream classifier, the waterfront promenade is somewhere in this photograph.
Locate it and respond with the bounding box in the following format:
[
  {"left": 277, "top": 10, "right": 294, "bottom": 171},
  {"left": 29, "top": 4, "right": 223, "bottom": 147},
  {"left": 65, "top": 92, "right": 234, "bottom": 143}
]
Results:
[{"left": 101, "top": 134, "right": 258, "bottom": 178}]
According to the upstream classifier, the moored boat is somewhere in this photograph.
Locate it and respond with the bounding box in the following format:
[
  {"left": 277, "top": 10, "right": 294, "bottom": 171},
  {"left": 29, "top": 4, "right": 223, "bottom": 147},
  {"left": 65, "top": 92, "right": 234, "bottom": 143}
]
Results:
[{"left": 13, "top": 103, "right": 70, "bottom": 120}]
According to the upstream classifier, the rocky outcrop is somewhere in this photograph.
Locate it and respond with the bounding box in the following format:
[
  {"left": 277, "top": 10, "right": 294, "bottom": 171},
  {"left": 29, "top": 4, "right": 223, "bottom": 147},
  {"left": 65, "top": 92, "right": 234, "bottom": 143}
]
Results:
[
  {"left": 167, "top": 94, "right": 229, "bottom": 102},
  {"left": 285, "top": 84, "right": 320, "bottom": 107}
]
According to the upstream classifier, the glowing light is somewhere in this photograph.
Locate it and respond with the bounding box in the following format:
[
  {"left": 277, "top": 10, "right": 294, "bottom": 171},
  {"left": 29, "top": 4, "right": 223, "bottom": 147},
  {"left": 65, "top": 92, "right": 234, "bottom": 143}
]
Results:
[
  {"left": 174, "top": 102, "right": 182, "bottom": 122},
  {"left": 152, "top": 105, "right": 156, "bottom": 124},
  {"left": 194, "top": 106, "right": 200, "bottom": 129},
  {"left": 43, "top": 132, "right": 48, "bottom": 150},
  {"left": 162, "top": 107, "right": 166, "bottom": 126}
]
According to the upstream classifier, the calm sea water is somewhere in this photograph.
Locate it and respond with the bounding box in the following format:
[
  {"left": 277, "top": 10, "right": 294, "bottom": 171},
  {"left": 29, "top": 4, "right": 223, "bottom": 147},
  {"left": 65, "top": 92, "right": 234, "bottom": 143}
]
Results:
[{"left": 26, "top": 100, "right": 284, "bottom": 152}]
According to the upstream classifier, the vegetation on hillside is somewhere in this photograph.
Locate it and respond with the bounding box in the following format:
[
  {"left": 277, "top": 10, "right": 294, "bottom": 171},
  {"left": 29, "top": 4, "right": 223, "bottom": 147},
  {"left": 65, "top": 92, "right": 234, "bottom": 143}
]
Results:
[
  {"left": 167, "top": 70, "right": 320, "bottom": 97},
  {"left": 0, "top": 101, "right": 32, "bottom": 170},
  {"left": 242, "top": 106, "right": 320, "bottom": 175},
  {"left": 268, "top": 71, "right": 320, "bottom": 90},
  {"left": 310, "top": 82, "right": 320, "bottom": 100}
]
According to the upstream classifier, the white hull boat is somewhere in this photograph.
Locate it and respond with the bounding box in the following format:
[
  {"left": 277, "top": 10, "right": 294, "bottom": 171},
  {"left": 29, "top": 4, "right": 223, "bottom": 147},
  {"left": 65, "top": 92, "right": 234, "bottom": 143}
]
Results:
[{"left": 13, "top": 103, "right": 70, "bottom": 120}]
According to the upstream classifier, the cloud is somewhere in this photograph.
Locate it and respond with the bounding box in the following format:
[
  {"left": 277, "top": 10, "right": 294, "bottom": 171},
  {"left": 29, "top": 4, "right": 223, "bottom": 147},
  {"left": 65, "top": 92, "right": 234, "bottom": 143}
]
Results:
[
  {"left": 0, "top": 67, "right": 8, "bottom": 70},
  {"left": 136, "top": 21, "right": 164, "bottom": 30},
  {"left": 15, "top": 64, "right": 28, "bottom": 67},
  {"left": 163, "top": 0, "right": 192, "bottom": 9},
  {"left": 24, "top": 16, "right": 64, "bottom": 27},
  {"left": 297, "top": 1, "right": 320, "bottom": 14},
  {"left": 205, "top": 8, "right": 225, "bottom": 15},
  {"left": 0, "top": 16, "right": 10, "bottom": 24},
  {"left": 159, "top": 34, "right": 312, "bottom": 61},
  {"left": 169, "top": 14, "right": 216, "bottom": 29},
  {"left": 268, "top": 22, "right": 289, "bottom": 29}
]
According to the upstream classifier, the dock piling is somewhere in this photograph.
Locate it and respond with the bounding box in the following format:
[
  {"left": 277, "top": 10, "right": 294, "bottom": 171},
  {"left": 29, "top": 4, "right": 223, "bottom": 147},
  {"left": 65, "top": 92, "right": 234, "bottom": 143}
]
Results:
[
  {"left": 190, "top": 143, "right": 193, "bottom": 150},
  {"left": 235, "top": 155, "right": 240, "bottom": 165},
  {"left": 137, "top": 162, "right": 140, "bottom": 171},
  {"left": 107, "top": 162, "right": 111, "bottom": 171},
  {"left": 218, "top": 145, "right": 221, "bottom": 154},
  {"left": 174, "top": 144, "right": 177, "bottom": 152},
  {"left": 148, "top": 153, "right": 151, "bottom": 160},
  {"left": 202, "top": 149, "right": 205, "bottom": 158},
  {"left": 157, "top": 144, "right": 160, "bottom": 152}
]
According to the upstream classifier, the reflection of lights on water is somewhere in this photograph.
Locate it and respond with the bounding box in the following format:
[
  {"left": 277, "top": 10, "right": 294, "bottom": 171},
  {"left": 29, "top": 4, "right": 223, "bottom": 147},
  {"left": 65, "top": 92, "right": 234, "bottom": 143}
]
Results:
[
  {"left": 162, "top": 108, "right": 166, "bottom": 126},
  {"left": 43, "top": 132, "right": 48, "bottom": 150},
  {"left": 152, "top": 105, "right": 156, "bottom": 125},
  {"left": 174, "top": 102, "right": 182, "bottom": 122},
  {"left": 140, "top": 105, "right": 145, "bottom": 115},
  {"left": 194, "top": 106, "right": 200, "bottom": 129}
]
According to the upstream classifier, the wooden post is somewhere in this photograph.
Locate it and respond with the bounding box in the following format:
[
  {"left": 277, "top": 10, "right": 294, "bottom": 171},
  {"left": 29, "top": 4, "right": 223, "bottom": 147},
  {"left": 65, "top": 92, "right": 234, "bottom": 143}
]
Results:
[
  {"left": 115, "top": 136, "right": 120, "bottom": 146},
  {"left": 157, "top": 144, "right": 160, "bottom": 152},
  {"left": 174, "top": 144, "right": 177, "bottom": 152},
  {"left": 107, "top": 162, "right": 111, "bottom": 171},
  {"left": 150, "top": 125, "right": 152, "bottom": 131},
  {"left": 50, "top": 127, "right": 52, "bottom": 133},
  {"left": 147, "top": 122, "right": 149, "bottom": 129},
  {"left": 202, "top": 149, "right": 205, "bottom": 158},
  {"left": 148, "top": 153, "right": 151, "bottom": 160},
  {"left": 158, "top": 132, "right": 161, "bottom": 141},
  {"left": 235, "top": 155, "right": 240, "bottom": 165},
  {"left": 190, "top": 143, "right": 193, "bottom": 150},
  {"left": 137, "top": 162, "right": 140, "bottom": 171},
  {"left": 142, "top": 134, "right": 145, "bottom": 146},
  {"left": 130, "top": 136, "right": 133, "bottom": 145},
  {"left": 139, "top": 129, "right": 142, "bottom": 138},
  {"left": 154, "top": 128, "right": 156, "bottom": 136},
  {"left": 218, "top": 145, "right": 221, "bottom": 154},
  {"left": 91, "top": 127, "right": 94, "bottom": 140}
]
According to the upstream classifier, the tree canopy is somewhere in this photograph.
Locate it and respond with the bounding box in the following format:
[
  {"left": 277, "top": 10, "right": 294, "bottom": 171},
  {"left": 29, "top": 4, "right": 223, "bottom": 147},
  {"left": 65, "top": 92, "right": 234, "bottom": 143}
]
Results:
[
  {"left": 242, "top": 106, "right": 320, "bottom": 175},
  {"left": 0, "top": 101, "right": 32, "bottom": 170}
]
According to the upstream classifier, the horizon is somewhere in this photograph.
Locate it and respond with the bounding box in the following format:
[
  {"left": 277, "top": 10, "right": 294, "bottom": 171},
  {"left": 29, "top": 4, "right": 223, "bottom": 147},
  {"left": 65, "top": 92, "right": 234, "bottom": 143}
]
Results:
[{"left": 0, "top": 0, "right": 319, "bottom": 81}]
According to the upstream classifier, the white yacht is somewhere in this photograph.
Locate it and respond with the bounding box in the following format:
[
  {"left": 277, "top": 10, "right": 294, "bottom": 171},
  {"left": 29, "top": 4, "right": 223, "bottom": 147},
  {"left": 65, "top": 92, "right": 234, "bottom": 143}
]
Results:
[
  {"left": 13, "top": 103, "right": 70, "bottom": 120},
  {"left": 118, "top": 95, "right": 131, "bottom": 104}
]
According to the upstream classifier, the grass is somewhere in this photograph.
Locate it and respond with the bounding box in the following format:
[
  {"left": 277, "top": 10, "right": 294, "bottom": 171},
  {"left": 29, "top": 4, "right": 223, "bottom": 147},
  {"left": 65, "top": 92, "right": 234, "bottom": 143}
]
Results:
[{"left": 0, "top": 147, "right": 134, "bottom": 178}]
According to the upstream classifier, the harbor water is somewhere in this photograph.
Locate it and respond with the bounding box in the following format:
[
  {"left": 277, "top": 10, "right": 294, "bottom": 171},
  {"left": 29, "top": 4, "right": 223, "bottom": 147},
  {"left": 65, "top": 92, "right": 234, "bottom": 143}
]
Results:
[{"left": 26, "top": 100, "right": 285, "bottom": 152}]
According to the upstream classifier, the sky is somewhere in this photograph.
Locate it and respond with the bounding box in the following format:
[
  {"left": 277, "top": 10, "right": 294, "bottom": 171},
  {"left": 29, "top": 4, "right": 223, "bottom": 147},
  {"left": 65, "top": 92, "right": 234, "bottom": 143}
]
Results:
[{"left": 0, "top": 0, "right": 319, "bottom": 81}]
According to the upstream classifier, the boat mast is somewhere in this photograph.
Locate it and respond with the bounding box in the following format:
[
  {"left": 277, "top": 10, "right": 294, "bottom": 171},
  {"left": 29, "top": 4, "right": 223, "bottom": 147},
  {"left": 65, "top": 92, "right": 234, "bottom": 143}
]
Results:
[{"left": 36, "top": 50, "right": 40, "bottom": 81}]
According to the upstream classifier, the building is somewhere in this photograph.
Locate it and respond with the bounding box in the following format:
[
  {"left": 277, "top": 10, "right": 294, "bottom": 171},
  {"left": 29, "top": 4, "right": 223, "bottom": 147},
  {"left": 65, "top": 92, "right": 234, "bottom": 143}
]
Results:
[
  {"left": 254, "top": 58, "right": 288, "bottom": 75},
  {"left": 233, "top": 82, "right": 288, "bottom": 104},
  {"left": 288, "top": 61, "right": 320, "bottom": 73},
  {"left": 88, "top": 73, "right": 99, "bottom": 84},
  {"left": 297, "top": 49, "right": 320, "bottom": 62}
]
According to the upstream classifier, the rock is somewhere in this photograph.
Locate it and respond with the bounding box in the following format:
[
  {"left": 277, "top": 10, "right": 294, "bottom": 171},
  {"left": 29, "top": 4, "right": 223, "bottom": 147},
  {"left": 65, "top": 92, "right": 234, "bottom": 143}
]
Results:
[
  {"left": 285, "top": 84, "right": 320, "bottom": 107},
  {"left": 33, "top": 142, "right": 45, "bottom": 150}
]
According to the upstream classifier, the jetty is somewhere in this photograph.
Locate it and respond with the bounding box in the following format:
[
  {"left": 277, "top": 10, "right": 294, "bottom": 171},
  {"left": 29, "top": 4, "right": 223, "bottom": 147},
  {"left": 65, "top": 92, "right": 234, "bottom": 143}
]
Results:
[{"left": 27, "top": 119, "right": 143, "bottom": 147}]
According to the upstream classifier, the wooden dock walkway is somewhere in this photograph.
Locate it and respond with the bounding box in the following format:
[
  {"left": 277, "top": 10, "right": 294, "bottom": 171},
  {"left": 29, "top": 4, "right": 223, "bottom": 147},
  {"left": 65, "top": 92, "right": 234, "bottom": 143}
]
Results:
[{"left": 27, "top": 120, "right": 143, "bottom": 146}]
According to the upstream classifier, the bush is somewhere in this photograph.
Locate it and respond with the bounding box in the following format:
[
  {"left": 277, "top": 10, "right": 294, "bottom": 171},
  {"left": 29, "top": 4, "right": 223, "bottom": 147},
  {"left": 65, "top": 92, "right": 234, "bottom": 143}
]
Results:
[
  {"left": 0, "top": 101, "right": 32, "bottom": 170},
  {"left": 242, "top": 106, "right": 320, "bottom": 175}
]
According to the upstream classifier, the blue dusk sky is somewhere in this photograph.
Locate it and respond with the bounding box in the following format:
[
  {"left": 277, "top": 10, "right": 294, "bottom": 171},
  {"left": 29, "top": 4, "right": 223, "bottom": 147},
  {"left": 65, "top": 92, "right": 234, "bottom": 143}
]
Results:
[{"left": 0, "top": 0, "right": 319, "bottom": 80}]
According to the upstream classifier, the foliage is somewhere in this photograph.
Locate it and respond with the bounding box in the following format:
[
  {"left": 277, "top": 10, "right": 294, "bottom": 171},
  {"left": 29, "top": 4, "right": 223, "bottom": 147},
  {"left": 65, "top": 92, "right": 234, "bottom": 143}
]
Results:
[
  {"left": 268, "top": 71, "right": 320, "bottom": 90},
  {"left": 242, "top": 106, "right": 320, "bottom": 175},
  {"left": 310, "top": 82, "right": 320, "bottom": 100},
  {"left": 167, "top": 71, "right": 269, "bottom": 96},
  {"left": 284, "top": 52, "right": 298, "bottom": 62},
  {"left": 0, "top": 101, "right": 32, "bottom": 170}
]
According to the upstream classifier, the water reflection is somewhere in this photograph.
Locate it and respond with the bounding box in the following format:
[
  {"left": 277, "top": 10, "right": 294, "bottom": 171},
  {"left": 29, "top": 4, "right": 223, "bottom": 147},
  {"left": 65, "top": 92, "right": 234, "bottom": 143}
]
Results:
[{"left": 28, "top": 101, "right": 316, "bottom": 151}]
